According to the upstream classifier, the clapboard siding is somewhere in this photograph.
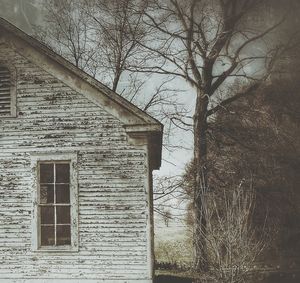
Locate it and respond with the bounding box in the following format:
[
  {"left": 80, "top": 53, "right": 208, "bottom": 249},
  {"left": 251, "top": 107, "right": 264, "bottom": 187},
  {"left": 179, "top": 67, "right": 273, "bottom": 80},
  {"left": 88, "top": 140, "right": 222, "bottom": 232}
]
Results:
[{"left": 0, "top": 44, "right": 152, "bottom": 282}]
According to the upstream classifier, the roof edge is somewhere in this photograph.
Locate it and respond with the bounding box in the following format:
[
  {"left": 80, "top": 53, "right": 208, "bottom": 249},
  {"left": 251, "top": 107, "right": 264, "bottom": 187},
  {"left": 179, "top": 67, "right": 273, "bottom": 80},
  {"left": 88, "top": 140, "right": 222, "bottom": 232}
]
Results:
[
  {"left": 0, "top": 17, "right": 162, "bottom": 127},
  {"left": 0, "top": 16, "right": 163, "bottom": 170},
  {"left": 125, "top": 125, "right": 163, "bottom": 170}
]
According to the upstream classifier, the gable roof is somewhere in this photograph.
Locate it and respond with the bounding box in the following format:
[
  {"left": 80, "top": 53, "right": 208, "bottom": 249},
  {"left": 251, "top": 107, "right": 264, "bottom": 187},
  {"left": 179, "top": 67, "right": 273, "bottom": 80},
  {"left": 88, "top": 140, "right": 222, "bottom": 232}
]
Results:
[{"left": 0, "top": 17, "right": 163, "bottom": 169}]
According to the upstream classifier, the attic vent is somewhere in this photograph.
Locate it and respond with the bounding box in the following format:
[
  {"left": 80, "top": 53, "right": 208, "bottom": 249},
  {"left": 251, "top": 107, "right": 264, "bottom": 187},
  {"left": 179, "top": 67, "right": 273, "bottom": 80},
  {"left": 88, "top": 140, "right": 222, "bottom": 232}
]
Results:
[{"left": 0, "top": 66, "right": 11, "bottom": 116}]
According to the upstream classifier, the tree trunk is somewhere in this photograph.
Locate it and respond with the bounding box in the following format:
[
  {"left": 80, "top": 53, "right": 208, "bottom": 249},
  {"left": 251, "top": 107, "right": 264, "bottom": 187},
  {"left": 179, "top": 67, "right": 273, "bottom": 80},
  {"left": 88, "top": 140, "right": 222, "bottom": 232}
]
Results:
[
  {"left": 112, "top": 70, "right": 121, "bottom": 92},
  {"left": 193, "top": 91, "right": 209, "bottom": 273}
]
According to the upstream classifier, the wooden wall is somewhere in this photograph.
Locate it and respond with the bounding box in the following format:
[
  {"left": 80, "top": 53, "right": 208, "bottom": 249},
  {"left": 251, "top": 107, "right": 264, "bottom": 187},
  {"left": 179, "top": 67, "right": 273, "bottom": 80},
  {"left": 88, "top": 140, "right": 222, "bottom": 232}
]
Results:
[{"left": 0, "top": 43, "right": 152, "bottom": 282}]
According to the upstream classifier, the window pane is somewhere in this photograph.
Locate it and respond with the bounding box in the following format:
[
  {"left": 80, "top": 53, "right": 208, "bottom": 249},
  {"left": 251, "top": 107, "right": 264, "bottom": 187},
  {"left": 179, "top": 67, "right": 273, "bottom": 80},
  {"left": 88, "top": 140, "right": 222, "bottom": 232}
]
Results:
[
  {"left": 56, "top": 206, "right": 71, "bottom": 224},
  {"left": 40, "top": 184, "right": 54, "bottom": 204},
  {"left": 41, "top": 225, "right": 55, "bottom": 246},
  {"left": 56, "top": 184, "right": 70, "bottom": 204},
  {"left": 56, "top": 164, "right": 70, "bottom": 183},
  {"left": 40, "top": 163, "right": 54, "bottom": 183},
  {"left": 41, "top": 206, "right": 54, "bottom": 224},
  {"left": 57, "top": 225, "right": 71, "bottom": 245}
]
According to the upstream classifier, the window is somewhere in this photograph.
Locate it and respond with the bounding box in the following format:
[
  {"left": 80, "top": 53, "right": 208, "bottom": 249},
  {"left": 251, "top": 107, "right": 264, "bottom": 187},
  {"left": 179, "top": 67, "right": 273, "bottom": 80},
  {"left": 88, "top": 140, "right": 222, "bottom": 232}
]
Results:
[
  {"left": 0, "top": 65, "right": 16, "bottom": 117},
  {"left": 39, "top": 162, "right": 71, "bottom": 246},
  {"left": 31, "top": 153, "right": 78, "bottom": 251}
]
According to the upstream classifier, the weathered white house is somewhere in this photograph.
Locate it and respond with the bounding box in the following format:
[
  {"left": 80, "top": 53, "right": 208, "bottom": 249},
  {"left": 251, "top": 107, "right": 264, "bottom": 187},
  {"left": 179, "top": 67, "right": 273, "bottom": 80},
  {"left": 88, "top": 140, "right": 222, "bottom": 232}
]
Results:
[{"left": 0, "top": 17, "right": 163, "bottom": 283}]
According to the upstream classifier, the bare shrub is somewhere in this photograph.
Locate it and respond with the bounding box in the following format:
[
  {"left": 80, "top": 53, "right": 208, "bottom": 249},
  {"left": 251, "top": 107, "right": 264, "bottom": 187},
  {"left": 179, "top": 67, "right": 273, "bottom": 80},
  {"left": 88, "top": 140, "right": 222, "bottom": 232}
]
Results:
[{"left": 193, "top": 184, "right": 268, "bottom": 283}]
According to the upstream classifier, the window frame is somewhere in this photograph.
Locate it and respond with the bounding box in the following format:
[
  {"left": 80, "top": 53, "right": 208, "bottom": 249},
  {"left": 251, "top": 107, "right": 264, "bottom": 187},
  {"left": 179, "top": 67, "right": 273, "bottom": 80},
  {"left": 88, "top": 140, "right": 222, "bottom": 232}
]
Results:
[
  {"left": 39, "top": 161, "right": 72, "bottom": 247},
  {"left": 0, "top": 62, "right": 17, "bottom": 117},
  {"left": 31, "top": 153, "right": 78, "bottom": 252}
]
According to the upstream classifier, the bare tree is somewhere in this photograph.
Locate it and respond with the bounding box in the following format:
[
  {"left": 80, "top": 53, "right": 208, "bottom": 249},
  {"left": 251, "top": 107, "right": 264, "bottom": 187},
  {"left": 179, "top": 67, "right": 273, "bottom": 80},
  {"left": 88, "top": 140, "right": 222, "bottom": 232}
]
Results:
[
  {"left": 131, "top": 0, "right": 293, "bottom": 272},
  {"left": 153, "top": 175, "right": 187, "bottom": 220},
  {"left": 34, "top": 0, "right": 188, "bottom": 132},
  {"left": 199, "top": 184, "right": 268, "bottom": 283},
  {"left": 35, "top": 0, "right": 296, "bottom": 273},
  {"left": 34, "top": 0, "right": 146, "bottom": 93},
  {"left": 163, "top": 210, "right": 172, "bottom": 227},
  {"left": 84, "top": 0, "right": 146, "bottom": 93},
  {"left": 208, "top": 77, "right": 300, "bottom": 267},
  {"left": 34, "top": 0, "right": 100, "bottom": 76}
]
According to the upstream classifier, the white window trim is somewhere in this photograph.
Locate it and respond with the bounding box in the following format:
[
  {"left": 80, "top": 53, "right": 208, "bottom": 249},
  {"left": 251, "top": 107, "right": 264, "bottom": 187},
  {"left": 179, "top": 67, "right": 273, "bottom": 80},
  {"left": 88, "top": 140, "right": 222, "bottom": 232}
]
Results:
[
  {"left": 0, "top": 61, "right": 17, "bottom": 117},
  {"left": 30, "top": 152, "right": 78, "bottom": 252}
]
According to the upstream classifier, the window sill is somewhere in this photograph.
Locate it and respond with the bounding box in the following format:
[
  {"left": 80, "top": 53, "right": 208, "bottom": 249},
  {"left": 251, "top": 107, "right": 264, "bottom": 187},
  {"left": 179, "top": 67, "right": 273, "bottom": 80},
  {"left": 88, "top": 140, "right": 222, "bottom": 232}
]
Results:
[
  {"left": 33, "top": 245, "right": 79, "bottom": 253},
  {"left": 0, "top": 114, "right": 17, "bottom": 119}
]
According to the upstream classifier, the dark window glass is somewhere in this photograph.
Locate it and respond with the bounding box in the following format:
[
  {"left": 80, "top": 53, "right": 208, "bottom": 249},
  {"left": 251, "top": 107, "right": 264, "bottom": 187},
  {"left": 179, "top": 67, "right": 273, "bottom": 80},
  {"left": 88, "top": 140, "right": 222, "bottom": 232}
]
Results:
[
  {"left": 39, "top": 162, "right": 72, "bottom": 247},
  {"left": 57, "top": 225, "right": 71, "bottom": 245},
  {"left": 56, "top": 184, "right": 70, "bottom": 203},
  {"left": 56, "top": 206, "right": 71, "bottom": 224},
  {"left": 40, "top": 164, "right": 54, "bottom": 183},
  {"left": 41, "top": 226, "right": 55, "bottom": 246},
  {"left": 41, "top": 206, "right": 54, "bottom": 224},
  {"left": 56, "top": 164, "right": 70, "bottom": 183},
  {"left": 40, "top": 184, "right": 54, "bottom": 204}
]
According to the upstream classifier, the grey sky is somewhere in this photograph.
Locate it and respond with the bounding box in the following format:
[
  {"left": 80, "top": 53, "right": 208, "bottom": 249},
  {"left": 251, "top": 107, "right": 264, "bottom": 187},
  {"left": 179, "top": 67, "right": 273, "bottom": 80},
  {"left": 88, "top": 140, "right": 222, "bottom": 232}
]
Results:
[
  {"left": 0, "top": 0, "right": 193, "bottom": 177},
  {"left": 1, "top": 0, "right": 290, "bottom": 179}
]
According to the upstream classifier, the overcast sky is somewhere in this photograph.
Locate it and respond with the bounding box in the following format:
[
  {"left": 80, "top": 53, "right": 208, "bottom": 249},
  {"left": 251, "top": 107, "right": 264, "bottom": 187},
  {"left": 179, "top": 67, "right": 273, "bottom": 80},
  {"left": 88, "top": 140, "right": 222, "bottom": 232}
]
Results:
[
  {"left": 2, "top": 0, "right": 295, "bottom": 179},
  {"left": 0, "top": 0, "right": 194, "bottom": 178}
]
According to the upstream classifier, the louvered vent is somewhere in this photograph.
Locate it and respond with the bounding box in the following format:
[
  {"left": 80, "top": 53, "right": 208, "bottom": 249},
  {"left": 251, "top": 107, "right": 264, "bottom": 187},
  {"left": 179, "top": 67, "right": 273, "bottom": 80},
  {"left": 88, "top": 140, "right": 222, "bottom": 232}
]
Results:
[{"left": 0, "top": 66, "right": 11, "bottom": 116}]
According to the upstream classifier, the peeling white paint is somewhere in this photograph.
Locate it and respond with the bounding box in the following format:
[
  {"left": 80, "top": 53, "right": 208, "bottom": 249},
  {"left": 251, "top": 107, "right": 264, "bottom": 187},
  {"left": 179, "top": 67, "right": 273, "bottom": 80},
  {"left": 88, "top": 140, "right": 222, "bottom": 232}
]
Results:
[{"left": 0, "top": 38, "right": 155, "bottom": 282}]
